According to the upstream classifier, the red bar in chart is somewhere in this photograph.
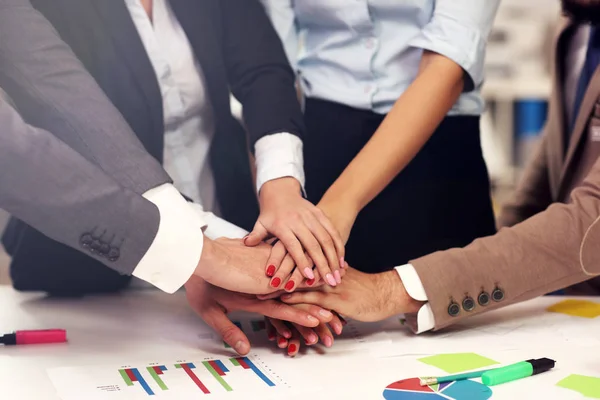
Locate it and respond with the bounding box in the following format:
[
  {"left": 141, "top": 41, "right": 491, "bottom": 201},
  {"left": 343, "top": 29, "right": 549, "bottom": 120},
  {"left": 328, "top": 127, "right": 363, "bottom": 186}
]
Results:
[
  {"left": 175, "top": 363, "right": 210, "bottom": 394},
  {"left": 236, "top": 357, "right": 251, "bottom": 370},
  {"left": 208, "top": 360, "right": 225, "bottom": 376}
]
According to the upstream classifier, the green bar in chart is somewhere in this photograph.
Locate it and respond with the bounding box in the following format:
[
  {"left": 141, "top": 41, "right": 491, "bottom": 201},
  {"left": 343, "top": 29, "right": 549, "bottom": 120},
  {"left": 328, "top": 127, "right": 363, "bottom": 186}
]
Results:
[
  {"left": 230, "top": 358, "right": 240, "bottom": 367},
  {"left": 119, "top": 369, "right": 134, "bottom": 386},
  {"left": 146, "top": 367, "right": 168, "bottom": 390},
  {"left": 202, "top": 362, "right": 233, "bottom": 391}
]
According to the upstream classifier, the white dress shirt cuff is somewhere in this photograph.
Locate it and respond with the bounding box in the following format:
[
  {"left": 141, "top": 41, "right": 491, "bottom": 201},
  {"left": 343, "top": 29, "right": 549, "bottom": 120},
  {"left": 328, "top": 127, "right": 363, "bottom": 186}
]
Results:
[
  {"left": 133, "top": 184, "right": 206, "bottom": 294},
  {"left": 255, "top": 132, "right": 305, "bottom": 194},
  {"left": 187, "top": 203, "right": 248, "bottom": 240},
  {"left": 395, "top": 264, "right": 435, "bottom": 333}
]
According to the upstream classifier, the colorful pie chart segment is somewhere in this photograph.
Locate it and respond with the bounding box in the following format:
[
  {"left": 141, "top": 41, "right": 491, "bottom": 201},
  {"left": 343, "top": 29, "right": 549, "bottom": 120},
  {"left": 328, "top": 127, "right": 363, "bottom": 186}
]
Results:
[{"left": 383, "top": 378, "right": 492, "bottom": 400}]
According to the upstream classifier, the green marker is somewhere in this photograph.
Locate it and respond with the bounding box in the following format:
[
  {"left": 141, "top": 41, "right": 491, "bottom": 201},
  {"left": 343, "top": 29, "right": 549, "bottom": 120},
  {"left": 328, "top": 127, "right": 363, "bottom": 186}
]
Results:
[{"left": 481, "top": 358, "right": 555, "bottom": 386}]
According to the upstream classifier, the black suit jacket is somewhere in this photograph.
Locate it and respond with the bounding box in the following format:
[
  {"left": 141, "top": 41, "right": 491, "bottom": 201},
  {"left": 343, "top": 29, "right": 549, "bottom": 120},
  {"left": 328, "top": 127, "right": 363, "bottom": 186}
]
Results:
[{"left": 3, "top": 0, "right": 305, "bottom": 295}]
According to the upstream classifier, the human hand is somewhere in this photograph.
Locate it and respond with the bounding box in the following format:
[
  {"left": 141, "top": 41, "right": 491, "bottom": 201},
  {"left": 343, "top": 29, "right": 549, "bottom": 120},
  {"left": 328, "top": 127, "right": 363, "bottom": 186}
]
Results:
[
  {"left": 280, "top": 268, "right": 423, "bottom": 322},
  {"left": 184, "top": 275, "right": 332, "bottom": 355},
  {"left": 244, "top": 177, "right": 345, "bottom": 287},
  {"left": 267, "top": 312, "right": 346, "bottom": 357},
  {"left": 317, "top": 197, "right": 359, "bottom": 245},
  {"left": 194, "top": 238, "right": 273, "bottom": 295}
]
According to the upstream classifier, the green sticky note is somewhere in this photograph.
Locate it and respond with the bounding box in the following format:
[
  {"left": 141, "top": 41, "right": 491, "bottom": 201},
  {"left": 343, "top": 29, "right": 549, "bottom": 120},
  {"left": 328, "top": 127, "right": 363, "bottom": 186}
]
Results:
[
  {"left": 418, "top": 353, "right": 499, "bottom": 374},
  {"left": 557, "top": 374, "right": 600, "bottom": 398}
]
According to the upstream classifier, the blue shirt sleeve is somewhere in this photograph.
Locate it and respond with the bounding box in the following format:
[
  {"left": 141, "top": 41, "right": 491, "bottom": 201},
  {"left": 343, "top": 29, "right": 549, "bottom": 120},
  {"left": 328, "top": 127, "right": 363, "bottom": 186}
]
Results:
[{"left": 407, "top": 0, "right": 501, "bottom": 91}]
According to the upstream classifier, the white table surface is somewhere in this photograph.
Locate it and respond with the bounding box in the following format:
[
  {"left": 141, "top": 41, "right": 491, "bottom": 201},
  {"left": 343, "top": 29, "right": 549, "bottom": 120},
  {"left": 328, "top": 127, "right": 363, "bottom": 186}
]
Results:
[{"left": 1, "top": 286, "right": 599, "bottom": 400}]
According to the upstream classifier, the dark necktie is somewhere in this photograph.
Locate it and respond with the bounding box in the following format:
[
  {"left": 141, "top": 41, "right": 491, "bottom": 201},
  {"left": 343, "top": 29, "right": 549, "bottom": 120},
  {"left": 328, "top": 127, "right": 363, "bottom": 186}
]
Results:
[{"left": 571, "top": 26, "right": 600, "bottom": 132}]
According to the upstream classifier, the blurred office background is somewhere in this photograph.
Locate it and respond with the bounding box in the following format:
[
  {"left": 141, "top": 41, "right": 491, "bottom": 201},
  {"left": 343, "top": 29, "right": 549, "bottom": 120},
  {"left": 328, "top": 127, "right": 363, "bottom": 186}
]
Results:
[{"left": 0, "top": 0, "right": 562, "bottom": 284}]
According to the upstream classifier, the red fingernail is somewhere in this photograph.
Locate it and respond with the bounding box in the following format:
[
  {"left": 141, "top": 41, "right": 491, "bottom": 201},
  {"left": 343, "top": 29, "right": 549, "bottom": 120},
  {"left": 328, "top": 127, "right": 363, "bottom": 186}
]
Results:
[
  {"left": 278, "top": 337, "right": 287, "bottom": 346},
  {"left": 288, "top": 344, "right": 297, "bottom": 354},
  {"left": 266, "top": 265, "right": 276, "bottom": 277},
  {"left": 268, "top": 332, "right": 275, "bottom": 340},
  {"left": 285, "top": 280, "right": 295, "bottom": 291},
  {"left": 306, "top": 278, "right": 315, "bottom": 286},
  {"left": 271, "top": 277, "right": 281, "bottom": 288}
]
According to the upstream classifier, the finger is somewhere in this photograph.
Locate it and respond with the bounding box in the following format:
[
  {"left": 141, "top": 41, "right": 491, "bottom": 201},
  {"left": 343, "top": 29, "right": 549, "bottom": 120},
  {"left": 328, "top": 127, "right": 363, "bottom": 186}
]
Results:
[
  {"left": 265, "top": 241, "right": 287, "bottom": 278},
  {"left": 292, "top": 323, "right": 318, "bottom": 345},
  {"left": 314, "top": 323, "right": 334, "bottom": 348},
  {"left": 269, "top": 251, "right": 295, "bottom": 290},
  {"left": 296, "top": 268, "right": 325, "bottom": 289},
  {"left": 290, "top": 223, "right": 334, "bottom": 286},
  {"left": 265, "top": 318, "right": 276, "bottom": 341},
  {"left": 282, "top": 266, "right": 305, "bottom": 293},
  {"left": 268, "top": 317, "right": 292, "bottom": 339},
  {"left": 256, "top": 290, "right": 286, "bottom": 300},
  {"left": 247, "top": 299, "right": 320, "bottom": 328},
  {"left": 303, "top": 212, "right": 342, "bottom": 283},
  {"left": 275, "top": 229, "right": 313, "bottom": 272},
  {"left": 287, "top": 335, "right": 301, "bottom": 357},
  {"left": 276, "top": 333, "right": 288, "bottom": 349},
  {"left": 244, "top": 222, "right": 269, "bottom": 247},
  {"left": 328, "top": 313, "right": 344, "bottom": 336},
  {"left": 280, "top": 291, "right": 329, "bottom": 307},
  {"left": 202, "top": 308, "right": 250, "bottom": 355},
  {"left": 313, "top": 207, "right": 346, "bottom": 268}
]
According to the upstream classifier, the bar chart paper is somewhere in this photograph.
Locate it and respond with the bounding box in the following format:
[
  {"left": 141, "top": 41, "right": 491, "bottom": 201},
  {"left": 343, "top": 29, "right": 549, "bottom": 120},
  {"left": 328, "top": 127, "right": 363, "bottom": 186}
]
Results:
[{"left": 47, "top": 354, "right": 293, "bottom": 399}]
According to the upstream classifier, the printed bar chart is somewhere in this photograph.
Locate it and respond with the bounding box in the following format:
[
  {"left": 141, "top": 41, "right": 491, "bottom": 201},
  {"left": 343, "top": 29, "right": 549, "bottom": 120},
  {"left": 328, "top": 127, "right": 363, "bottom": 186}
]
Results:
[
  {"left": 118, "top": 368, "right": 154, "bottom": 396},
  {"left": 146, "top": 365, "right": 168, "bottom": 391},
  {"left": 232, "top": 357, "right": 275, "bottom": 387},
  {"left": 175, "top": 363, "right": 210, "bottom": 394},
  {"left": 202, "top": 361, "right": 233, "bottom": 391},
  {"left": 48, "top": 355, "right": 288, "bottom": 399}
]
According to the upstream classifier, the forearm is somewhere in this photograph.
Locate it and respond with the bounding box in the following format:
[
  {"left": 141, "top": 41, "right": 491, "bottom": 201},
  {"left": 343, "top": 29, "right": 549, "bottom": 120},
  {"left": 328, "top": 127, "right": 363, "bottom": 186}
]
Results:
[
  {"left": 321, "top": 52, "right": 464, "bottom": 211},
  {"left": 0, "top": 0, "right": 169, "bottom": 193}
]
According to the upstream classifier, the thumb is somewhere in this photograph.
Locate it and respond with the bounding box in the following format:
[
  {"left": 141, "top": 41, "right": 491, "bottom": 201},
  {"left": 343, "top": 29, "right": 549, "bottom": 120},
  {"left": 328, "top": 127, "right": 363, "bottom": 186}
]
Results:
[
  {"left": 203, "top": 308, "right": 251, "bottom": 355},
  {"left": 244, "top": 222, "right": 269, "bottom": 247}
]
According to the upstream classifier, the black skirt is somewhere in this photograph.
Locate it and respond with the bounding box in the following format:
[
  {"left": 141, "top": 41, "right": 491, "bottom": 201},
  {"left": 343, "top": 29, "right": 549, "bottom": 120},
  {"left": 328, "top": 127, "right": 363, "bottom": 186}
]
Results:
[{"left": 303, "top": 98, "right": 496, "bottom": 273}]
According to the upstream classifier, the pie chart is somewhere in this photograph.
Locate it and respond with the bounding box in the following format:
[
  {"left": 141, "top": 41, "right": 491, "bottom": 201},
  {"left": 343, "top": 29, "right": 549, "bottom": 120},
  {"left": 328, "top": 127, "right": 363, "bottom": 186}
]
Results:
[{"left": 383, "top": 377, "right": 492, "bottom": 400}]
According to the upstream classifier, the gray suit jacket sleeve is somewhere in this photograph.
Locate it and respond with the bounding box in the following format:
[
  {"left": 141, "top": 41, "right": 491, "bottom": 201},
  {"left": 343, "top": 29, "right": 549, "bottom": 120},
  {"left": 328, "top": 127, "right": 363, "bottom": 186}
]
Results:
[
  {"left": 0, "top": 0, "right": 170, "bottom": 194},
  {"left": 0, "top": 98, "right": 160, "bottom": 275}
]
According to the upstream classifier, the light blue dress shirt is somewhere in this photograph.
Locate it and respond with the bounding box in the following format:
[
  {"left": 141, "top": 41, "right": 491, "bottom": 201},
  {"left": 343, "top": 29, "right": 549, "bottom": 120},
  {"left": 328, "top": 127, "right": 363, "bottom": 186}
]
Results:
[{"left": 261, "top": 0, "right": 500, "bottom": 115}]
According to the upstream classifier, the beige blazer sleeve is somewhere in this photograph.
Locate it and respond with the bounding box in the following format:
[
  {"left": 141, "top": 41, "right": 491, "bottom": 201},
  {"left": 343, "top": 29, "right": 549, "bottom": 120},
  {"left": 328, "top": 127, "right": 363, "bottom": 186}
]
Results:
[
  {"left": 410, "top": 155, "right": 600, "bottom": 330},
  {"left": 497, "top": 126, "right": 554, "bottom": 228}
]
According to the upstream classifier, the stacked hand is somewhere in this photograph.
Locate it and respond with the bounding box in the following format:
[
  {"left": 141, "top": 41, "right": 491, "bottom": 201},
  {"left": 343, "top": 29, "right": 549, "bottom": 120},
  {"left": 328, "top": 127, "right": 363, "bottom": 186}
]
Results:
[{"left": 185, "top": 178, "right": 420, "bottom": 357}]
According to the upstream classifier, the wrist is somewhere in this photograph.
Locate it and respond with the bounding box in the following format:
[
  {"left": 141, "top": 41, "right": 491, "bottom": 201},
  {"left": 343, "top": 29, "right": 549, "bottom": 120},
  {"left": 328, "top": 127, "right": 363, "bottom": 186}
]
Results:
[
  {"left": 260, "top": 176, "right": 301, "bottom": 200},
  {"left": 319, "top": 189, "right": 361, "bottom": 216},
  {"left": 194, "top": 237, "right": 217, "bottom": 281},
  {"left": 378, "top": 271, "right": 424, "bottom": 317}
]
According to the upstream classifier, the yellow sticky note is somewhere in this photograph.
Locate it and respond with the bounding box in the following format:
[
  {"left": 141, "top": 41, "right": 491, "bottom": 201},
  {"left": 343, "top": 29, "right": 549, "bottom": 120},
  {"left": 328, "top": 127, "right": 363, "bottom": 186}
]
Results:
[
  {"left": 557, "top": 374, "right": 600, "bottom": 398},
  {"left": 418, "top": 353, "right": 499, "bottom": 374},
  {"left": 547, "top": 299, "right": 600, "bottom": 318}
]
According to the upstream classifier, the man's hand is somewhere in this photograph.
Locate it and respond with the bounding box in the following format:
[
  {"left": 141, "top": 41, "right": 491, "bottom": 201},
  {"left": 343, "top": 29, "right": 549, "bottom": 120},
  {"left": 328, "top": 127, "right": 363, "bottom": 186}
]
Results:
[
  {"left": 245, "top": 177, "right": 345, "bottom": 286},
  {"left": 184, "top": 276, "right": 333, "bottom": 355},
  {"left": 194, "top": 238, "right": 274, "bottom": 294},
  {"left": 280, "top": 268, "right": 424, "bottom": 322}
]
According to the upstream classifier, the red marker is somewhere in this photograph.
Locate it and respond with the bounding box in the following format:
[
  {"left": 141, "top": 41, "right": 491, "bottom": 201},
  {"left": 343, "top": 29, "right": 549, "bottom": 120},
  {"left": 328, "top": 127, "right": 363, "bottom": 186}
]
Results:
[{"left": 0, "top": 329, "right": 67, "bottom": 345}]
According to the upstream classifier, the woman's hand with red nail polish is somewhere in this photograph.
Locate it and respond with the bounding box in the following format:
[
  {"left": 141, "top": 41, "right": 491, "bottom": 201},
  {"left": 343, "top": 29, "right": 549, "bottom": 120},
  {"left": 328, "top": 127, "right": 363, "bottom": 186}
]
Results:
[{"left": 243, "top": 177, "right": 346, "bottom": 288}]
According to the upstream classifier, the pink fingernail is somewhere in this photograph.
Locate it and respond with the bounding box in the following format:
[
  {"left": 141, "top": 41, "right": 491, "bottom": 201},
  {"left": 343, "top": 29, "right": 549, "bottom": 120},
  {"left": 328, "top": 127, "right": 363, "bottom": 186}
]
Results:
[
  {"left": 334, "top": 270, "right": 342, "bottom": 284},
  {"left": 307, "top": 334, "right": 317, "bottom": 344},
  {"left": 340, "top": 257, "right": 345, "bottom": 269},
  {"left": 303, "top": 267, "right": 315, "bottom": 280},
  {"left": 325, "top": 273, "right": 337, "bottom": 286},
  {"left": 324, "top": 336, "right": 333, "bottom": 347}
]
